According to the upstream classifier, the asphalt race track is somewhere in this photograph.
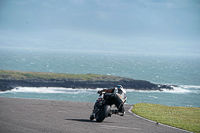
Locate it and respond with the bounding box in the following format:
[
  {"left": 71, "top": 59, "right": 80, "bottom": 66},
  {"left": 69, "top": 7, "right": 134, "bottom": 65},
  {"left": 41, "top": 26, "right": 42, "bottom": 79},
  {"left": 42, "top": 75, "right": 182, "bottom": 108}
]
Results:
[{"left": 0, "top": 97, "right": 190, "bottom": 133}]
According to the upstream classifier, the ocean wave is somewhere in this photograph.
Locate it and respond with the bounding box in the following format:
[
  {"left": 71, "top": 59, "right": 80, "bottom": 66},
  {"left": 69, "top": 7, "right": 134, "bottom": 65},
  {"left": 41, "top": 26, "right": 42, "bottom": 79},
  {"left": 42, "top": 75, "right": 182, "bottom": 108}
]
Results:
[
  {"left": 148, "top": 95, "right": 158, "bottom": 99},
  {"left": 1, "top": 87, "right": 101, "bottom": 94},
  {"left": 125, "top": 85, "right": 200, "bottom": 93},
  {"left": 1, "top": 85, "right": 199, "bottom": 94},
  {"left": 180, "top": 85, "right": 200, "bottom": 89},
  {"left": 161, "top": 86, "right": 191, "bottom": 93}
]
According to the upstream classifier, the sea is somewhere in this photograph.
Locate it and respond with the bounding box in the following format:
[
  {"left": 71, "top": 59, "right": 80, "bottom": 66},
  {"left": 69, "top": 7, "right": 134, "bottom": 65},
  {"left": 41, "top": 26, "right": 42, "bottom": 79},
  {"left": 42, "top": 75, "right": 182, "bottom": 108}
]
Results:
[{"left": 0, "top": 47, "right": 200, "bottom": 107}]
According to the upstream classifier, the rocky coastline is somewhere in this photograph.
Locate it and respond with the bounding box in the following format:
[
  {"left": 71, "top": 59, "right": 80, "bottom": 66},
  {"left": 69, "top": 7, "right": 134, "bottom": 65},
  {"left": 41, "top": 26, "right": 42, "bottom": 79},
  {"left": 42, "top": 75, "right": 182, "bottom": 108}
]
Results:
[
  {"left": 0, "top": 70, "right": 174, "bottom": 91},
  {"left": 0, "top": 77, "right": 173, "bottom": 91}
]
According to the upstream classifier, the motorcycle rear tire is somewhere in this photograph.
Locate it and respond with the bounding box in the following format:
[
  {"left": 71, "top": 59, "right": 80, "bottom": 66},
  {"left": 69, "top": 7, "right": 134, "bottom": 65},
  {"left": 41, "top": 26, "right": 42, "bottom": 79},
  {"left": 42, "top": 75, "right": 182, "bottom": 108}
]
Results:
[{"left": 96, "top": 105, "right": 110, "bottom": 122}]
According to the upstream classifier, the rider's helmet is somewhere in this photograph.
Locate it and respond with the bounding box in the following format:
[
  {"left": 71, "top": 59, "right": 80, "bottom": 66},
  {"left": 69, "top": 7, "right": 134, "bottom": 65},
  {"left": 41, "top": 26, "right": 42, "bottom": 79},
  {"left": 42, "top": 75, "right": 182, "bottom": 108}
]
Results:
[
  {"left": 116, "top": 85, "right": 126, "bottom": 94},
  {"left": 117, "top": 85, "right": 122, "bottom": 88}
]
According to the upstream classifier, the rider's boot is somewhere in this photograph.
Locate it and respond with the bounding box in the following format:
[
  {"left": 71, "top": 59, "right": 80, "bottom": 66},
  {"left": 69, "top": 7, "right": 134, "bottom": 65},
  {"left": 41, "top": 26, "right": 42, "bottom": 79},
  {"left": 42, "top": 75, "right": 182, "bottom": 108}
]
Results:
[
  {"left": 118, "top": 106, "right": 125, "bottom": 116},
  {"left": 90, "top": 113, "right": 95, "bottom": 120}
]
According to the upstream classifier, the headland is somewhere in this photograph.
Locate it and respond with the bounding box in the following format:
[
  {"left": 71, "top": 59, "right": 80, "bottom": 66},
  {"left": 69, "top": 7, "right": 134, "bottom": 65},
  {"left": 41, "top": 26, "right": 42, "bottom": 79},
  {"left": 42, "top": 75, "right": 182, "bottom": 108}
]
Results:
[{"left": 0, "top": 70, "right": 173, "bottom": 91}]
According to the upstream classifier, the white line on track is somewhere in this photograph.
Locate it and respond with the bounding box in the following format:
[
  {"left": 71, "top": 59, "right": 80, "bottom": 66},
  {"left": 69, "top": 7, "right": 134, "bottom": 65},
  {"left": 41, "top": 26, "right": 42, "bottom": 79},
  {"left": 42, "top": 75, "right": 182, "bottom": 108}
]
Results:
[
  {"left": 58, "top": 111, "right": 68, "bottom": 113},
  {"left": 100, "top": 125, "right": 141, "bottom": 130}
]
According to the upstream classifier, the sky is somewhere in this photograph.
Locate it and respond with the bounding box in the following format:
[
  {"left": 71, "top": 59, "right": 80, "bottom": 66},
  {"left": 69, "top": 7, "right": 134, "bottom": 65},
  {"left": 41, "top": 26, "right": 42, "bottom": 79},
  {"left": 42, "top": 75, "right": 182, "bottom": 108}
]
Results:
[{"left": 0, "top": 0, "right": 200, "bottom": 55}]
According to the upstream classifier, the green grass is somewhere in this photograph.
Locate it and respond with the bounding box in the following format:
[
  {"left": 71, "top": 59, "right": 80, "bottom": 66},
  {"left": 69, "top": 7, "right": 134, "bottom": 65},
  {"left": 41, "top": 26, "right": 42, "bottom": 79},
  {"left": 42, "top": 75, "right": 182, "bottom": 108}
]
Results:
[
  {"left": 132, "top": 103, "right": 200, "bottom": 133},
  {"left": 0, "top": 69, "right": 116, "bottom": 81}
]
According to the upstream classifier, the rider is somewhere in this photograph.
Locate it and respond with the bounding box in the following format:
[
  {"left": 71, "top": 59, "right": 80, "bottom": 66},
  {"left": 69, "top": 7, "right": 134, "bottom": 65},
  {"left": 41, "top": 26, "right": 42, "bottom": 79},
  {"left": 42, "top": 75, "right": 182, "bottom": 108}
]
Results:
[{"left": 92, "top": 85, "right": 127, "bottom": 117}]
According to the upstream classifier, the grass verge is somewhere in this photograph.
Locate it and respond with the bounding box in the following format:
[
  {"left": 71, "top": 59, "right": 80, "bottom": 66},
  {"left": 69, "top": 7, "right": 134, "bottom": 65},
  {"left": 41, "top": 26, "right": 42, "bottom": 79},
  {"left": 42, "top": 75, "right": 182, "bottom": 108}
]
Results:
[
  {"left": 132, "top": 103, "right": 200, "bottom": 133},
  {"left": 0, "top": 69, "right": 115, "bottom": 81}
]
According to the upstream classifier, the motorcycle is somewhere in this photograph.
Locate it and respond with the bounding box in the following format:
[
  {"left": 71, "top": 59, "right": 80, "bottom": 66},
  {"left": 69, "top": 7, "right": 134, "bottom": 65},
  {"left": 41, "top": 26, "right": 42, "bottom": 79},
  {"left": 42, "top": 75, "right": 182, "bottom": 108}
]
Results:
[{"left": 90, "top": 92, "right": 123, "bottom": 122}]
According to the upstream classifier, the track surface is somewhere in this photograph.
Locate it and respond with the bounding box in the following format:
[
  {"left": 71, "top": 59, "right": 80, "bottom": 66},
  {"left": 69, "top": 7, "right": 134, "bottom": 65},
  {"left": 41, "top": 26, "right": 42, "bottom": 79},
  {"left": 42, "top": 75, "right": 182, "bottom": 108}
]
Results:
[{"left": 0, "top": 97, "right": 189, "bottom": 133}]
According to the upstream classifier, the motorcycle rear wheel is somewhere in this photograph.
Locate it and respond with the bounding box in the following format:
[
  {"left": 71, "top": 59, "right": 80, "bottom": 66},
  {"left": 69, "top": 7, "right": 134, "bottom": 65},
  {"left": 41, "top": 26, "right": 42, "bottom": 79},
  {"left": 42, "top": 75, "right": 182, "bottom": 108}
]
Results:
[{"left": 96, "top": 105, "right": 110, "bottom": 122}]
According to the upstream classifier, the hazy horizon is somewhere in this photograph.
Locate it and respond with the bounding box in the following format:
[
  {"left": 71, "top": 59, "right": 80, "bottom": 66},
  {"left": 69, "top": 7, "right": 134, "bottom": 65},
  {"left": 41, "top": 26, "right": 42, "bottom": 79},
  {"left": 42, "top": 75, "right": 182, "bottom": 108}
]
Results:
[{"left": 0, "top": 0, "right": 200, "bottom": 55}]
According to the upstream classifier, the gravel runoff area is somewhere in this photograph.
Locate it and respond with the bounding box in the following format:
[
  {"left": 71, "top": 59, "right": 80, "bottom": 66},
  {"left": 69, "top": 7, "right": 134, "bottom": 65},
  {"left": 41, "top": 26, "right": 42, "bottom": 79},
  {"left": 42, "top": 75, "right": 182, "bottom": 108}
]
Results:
[{"left": 0, "top": 97, "right": 190, "bottom": 133}]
